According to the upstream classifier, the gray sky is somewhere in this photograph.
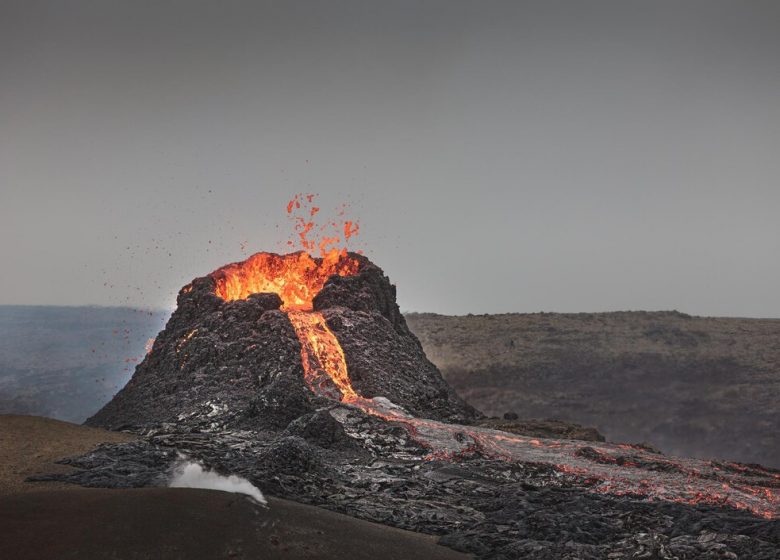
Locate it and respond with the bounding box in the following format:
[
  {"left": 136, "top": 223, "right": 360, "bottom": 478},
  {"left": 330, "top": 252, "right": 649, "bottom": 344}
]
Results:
[{"left": 2, "top": 0, "right": 779, "bottom": 316}]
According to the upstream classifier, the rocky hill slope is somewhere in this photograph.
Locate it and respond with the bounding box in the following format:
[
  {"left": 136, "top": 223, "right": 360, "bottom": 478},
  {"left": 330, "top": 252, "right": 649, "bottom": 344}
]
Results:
[{"left": 406, "top": 311, "right": 780, "bottom": 468}]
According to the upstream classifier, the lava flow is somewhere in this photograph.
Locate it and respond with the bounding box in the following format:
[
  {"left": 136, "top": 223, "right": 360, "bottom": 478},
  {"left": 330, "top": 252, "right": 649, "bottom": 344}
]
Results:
[
  {"left": 288, "top": 311, "right": 358, "bottom": 401},
  {"left": 291, "top": 317, "right": 778, "bottom": 519}
]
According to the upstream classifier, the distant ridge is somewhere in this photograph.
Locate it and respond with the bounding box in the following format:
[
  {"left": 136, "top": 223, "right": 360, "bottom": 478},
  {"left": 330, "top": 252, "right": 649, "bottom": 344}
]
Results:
[{"left": 407, "top": 310, "right": 780, "bottom": 467}]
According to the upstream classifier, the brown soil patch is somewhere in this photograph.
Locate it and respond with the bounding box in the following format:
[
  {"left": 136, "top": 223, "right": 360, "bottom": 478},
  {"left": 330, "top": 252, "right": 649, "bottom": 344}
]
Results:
[
  {"left": 0, "top": 488, "right": 469, "bottom": 560},
  {"left": 0, "top": 414, "right": 134, "bottom": 495}
]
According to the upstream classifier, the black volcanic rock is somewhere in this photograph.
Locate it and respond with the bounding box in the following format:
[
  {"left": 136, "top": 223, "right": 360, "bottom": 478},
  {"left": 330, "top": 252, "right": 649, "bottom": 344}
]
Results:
[
  {"left": 313, "top": 259, "right": 409, "bottom": 336},
  {"left": 72, "top": 251, "right": 779, "bottom": 559},
  {"left": 87, "top": 252, "right": 477, "bottom": 430},
  {"left": 87, "top": 276, "right": 310, "bottom": 430},
  {"left": 282, "top": 408, "right": 356, "bottom": 450},
  {"left": 312, "top": 258, "right": 477, "bottom": 422},
  {"left": 322, "top": 308, "right": 478, "bottom": 423},
  {"left": 40, "top": 424, "right": 780, "bottom": 560},
  {"left": 476, "top": 417, "right": 605, "bottom": 442}
]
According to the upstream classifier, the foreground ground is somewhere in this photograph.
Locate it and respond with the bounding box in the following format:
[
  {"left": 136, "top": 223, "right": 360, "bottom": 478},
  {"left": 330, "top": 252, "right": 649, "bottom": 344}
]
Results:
[{"left": 0, "top": 415, "right": 469, "bottom": 560}]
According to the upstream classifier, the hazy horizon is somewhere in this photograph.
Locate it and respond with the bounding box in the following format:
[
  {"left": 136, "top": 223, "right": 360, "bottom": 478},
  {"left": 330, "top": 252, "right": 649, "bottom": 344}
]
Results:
[
  {"left": 3, "top": 1, "right": 779, "bottom": 317},
  {"left": 3, "top": 303, "right": 780, "bottom": 321}
]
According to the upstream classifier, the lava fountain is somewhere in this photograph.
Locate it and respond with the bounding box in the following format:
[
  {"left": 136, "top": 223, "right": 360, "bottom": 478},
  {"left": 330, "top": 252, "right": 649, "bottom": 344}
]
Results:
[{"left": 211, "top": 250, "right": 360, "bottom": 310}]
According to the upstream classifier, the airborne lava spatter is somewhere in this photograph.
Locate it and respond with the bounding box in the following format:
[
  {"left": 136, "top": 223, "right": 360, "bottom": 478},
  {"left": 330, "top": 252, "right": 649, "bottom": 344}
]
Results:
[
  {"left": 288, "top": 311, "right": 358, "bottom": 402},
  {"left": 211, "top": 194, "right": 363, "bottom": 310},
  {"left": 285, "top": 193, "right": 362, "bottom": 258}
]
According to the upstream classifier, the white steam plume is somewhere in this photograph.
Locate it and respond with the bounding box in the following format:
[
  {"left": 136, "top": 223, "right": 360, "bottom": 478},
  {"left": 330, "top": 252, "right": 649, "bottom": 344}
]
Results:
[{"left": 169, "top": 459, "right": 267, "bottom": 505}]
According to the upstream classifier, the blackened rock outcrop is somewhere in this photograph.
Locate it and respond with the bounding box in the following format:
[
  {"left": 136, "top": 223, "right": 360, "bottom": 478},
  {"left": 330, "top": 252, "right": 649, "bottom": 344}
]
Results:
[
  {"left": 87, "top": 284, "right": 314, "bottom": 431},
  {"left": 323, "top": 308, "right": 477, "bottom": 423},
  {"left": 87, "top": 252, "right": 478, "bottom": 431},
  {"left": 313, "top": 259, "right": 409, "bottom": 336},
  {"left": 314, "top": 259, "right": 477, "bottom": 422}
]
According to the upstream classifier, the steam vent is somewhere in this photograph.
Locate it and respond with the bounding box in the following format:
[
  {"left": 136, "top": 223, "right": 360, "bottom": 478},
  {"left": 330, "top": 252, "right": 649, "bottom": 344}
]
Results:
[{"left": 74, "top": 246, "right": 779, "bottom": 557}]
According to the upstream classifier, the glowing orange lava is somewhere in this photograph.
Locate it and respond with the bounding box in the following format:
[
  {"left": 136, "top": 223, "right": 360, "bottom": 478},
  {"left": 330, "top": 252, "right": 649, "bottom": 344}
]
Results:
[
  {"left": 288, "top": 311, "right": 358, "bottom": 402},
  {"left": 212, "top": 193, "right": 363, "bottom": 310},
  {"left": 211, "top": 250, "right": 360, "bottom": 310},
  {"left": 286, "top": 193, "right": 362, "bottom": 257}
]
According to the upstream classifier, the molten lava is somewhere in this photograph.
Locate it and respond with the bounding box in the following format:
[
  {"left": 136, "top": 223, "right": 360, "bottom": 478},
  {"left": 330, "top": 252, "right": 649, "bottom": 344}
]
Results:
[
  {"left": 211, "top": 250, "right": 360, "bottom": 310},
  {"left": 286, "top": 193, "right": 362, "bottom": 257},
  {"left": 212, "top": 193, "right": 364, "bottom": 310},
  {"left": 288, "top": 311, "right": 358, "bottom": 402}
]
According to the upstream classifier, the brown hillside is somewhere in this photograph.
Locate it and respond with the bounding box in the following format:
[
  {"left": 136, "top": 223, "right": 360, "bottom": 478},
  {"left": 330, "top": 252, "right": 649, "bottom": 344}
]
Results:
[{"left": 406, "top": 311, "right": 780, "bottom": 467}]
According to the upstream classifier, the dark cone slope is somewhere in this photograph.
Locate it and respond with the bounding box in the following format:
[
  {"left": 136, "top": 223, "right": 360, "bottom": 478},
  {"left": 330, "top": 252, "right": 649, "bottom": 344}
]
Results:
[{"left": 87, "top": 253, "right": 477, "bottom": 431}]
